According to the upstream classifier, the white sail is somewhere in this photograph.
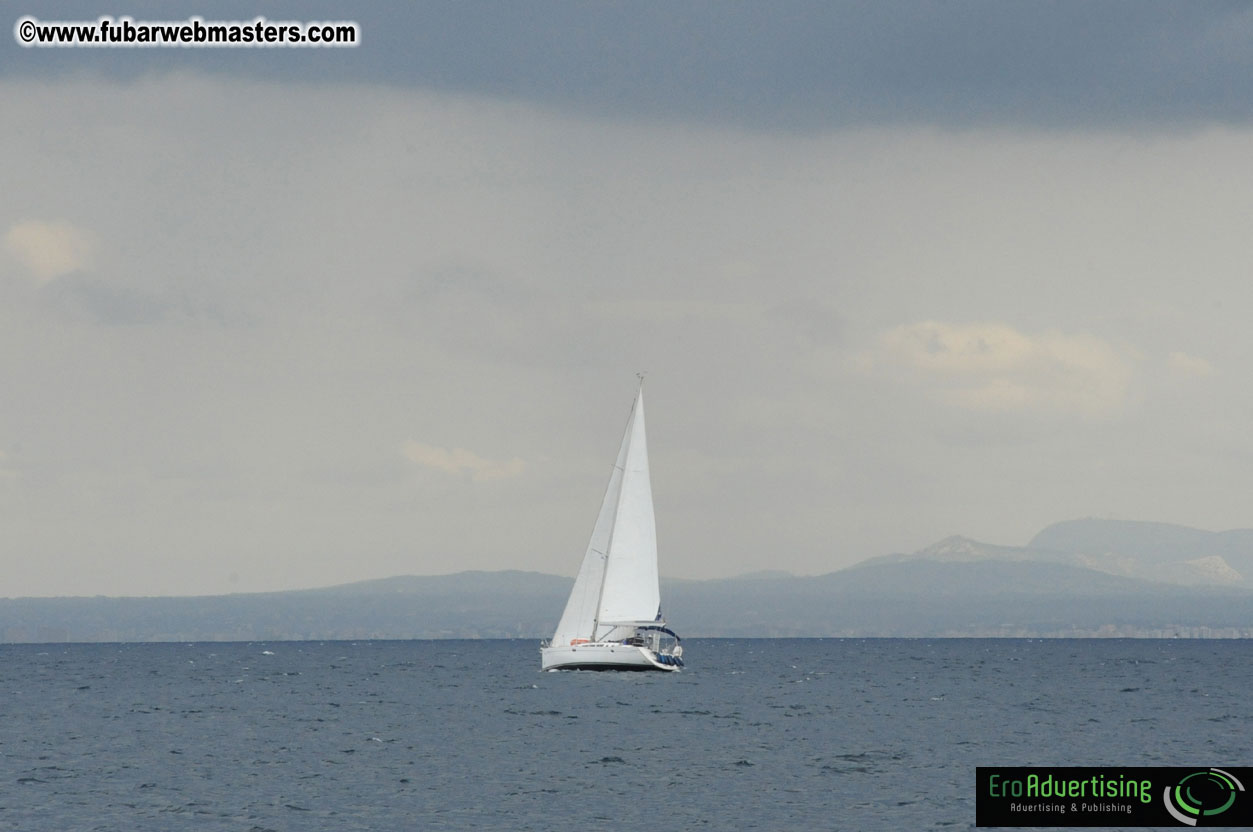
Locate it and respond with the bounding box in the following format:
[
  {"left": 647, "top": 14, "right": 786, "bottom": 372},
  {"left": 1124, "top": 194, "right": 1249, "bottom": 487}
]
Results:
[
  {"left": 594, "top": 388, "right": 660, "bottom": 636},
  {"left": 549, "top": 390, "right": 635, "bottom": 646}
]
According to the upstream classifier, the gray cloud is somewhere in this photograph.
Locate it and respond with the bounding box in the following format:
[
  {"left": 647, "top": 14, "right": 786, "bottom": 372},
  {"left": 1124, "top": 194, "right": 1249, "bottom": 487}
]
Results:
[
  {"left": 40, "top": 276, "right": 172, "bottom": 326},
  {"left": 7, "top": 2, "right": 1253, "bottom": 129},
  {"left": 3, "top": 44, "right": 1253, "bottom": 596}
]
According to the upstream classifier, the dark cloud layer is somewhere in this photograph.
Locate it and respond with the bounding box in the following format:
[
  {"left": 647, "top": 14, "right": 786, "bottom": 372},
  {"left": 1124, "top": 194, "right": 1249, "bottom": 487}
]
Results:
[{"left": 8, "top": 1, "right": 1253, "bottom": 128}]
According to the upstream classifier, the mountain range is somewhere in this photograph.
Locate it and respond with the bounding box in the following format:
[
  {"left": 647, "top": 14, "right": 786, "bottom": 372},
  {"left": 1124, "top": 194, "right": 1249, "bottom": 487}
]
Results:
[{"left": 3, "top": 518, "right": 1252, "bottom": 642}]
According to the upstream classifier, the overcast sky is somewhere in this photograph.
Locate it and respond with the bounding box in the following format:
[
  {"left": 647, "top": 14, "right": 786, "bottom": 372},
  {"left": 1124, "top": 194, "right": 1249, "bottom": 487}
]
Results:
[{"left": 3, "top": 2, "right": 1253, "bottom": 597}]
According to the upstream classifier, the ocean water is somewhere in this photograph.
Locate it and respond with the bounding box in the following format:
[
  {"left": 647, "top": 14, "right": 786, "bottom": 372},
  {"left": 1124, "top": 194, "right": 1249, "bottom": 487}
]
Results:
[{"left": 1, "top": 639, "right": 1249, "bottom": 831}]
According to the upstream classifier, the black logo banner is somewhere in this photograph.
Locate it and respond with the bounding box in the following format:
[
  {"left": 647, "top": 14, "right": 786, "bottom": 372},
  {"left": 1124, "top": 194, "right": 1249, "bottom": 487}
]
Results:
[{"left": 976, "top": 767, "right": 1252, "bottom": 827}]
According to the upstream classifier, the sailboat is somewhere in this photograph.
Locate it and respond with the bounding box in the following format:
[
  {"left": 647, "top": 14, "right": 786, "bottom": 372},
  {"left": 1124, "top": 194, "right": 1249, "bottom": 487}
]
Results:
[{"left": 540, "top": 380, "right": 683, "bottom": 672}]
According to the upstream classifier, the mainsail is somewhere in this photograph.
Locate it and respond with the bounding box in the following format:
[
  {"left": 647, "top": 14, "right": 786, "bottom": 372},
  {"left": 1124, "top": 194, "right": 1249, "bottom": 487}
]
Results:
[{"left": 550, "top": 386, "right": 661, "bottom": 645}]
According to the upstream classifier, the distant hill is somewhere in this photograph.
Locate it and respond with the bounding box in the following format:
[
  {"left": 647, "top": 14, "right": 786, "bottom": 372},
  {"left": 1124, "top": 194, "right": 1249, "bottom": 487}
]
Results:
[
  {"left": 664, "top": 556, "right": 1252, "bottom": 638},
  {"left": 295, "top": 570, "right": 572, "bottom": 597},
  {"left": 4, "top": 519, "right": 1253, "bottom": 642},
  {"left": 0, "top": 572, "right": 574, "bottom": 643},
  {"left": 1030, "top": 518, "right": 1253, "bottom": 587}
]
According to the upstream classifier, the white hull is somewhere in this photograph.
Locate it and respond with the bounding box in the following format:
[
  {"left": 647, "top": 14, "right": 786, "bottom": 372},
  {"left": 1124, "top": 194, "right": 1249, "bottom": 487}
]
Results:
[{"left": 541, "top": 642, "right": 681, "bottom": 672}]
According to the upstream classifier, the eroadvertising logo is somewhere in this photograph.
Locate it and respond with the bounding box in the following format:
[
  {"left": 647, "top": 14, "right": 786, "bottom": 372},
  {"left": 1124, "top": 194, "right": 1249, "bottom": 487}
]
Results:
[{"left": 975, "top": 767, "right": 1252, "bottom": 827}]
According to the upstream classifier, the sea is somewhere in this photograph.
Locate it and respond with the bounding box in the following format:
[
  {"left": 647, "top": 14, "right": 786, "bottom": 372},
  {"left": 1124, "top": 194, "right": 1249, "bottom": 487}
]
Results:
[{"left": 1, "top": 638, "right": 1249, "bottom": 831}]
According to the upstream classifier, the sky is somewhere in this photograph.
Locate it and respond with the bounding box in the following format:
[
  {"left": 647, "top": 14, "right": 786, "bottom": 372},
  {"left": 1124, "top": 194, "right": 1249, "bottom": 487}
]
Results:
[{"left": 3, "top": 2, "right": 1253, "bottom": 597}]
